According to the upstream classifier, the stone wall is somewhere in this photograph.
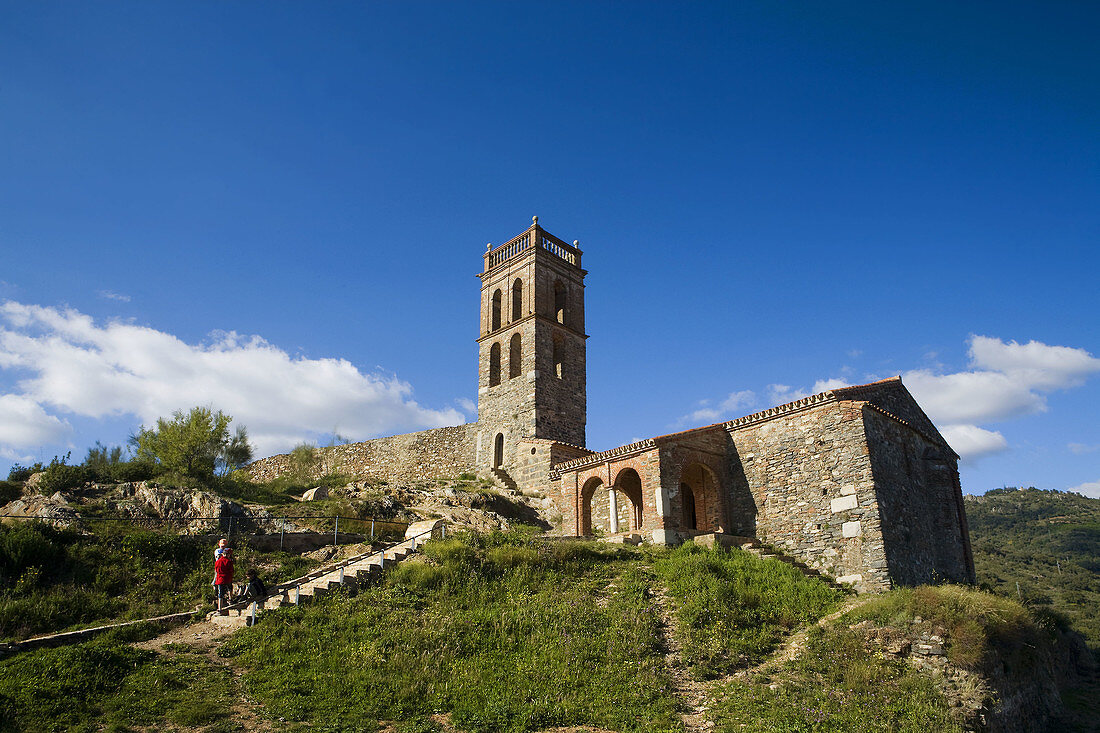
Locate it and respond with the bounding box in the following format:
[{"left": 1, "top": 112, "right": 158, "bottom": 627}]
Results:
[
  {"left": 248, "top": 423, "right": 479, "bottom": 484},
  {"left": 862, "top": 408, "right": 975, "bottom": 585},
  {"left": 724, "top": 399, "right": 889, "bottom": 591}
]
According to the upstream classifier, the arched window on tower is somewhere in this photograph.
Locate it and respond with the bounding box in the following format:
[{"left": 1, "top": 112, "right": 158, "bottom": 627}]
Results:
[
  {"left": 509, "top": 333, "right": 522, "bottom": 379},
  {"left": 489, "top": 342, "right": 501, "bottom": 386},
  {"left": 511, "top": 278, "right": 523, "bottom": 321},
  {"left": 553, "top": 335, "right": 563, "bottom": 379},
  {"left": 554, "top": 281, "right": 567, "bottom": 325},
  {"left": 491, "top": 290, "right": 502, "bottom": 331}
]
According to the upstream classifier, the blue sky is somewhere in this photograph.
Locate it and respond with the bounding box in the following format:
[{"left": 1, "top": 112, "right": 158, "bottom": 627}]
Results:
[{"left": 1, "top": 2, "right": 1097, "bottom": 496}]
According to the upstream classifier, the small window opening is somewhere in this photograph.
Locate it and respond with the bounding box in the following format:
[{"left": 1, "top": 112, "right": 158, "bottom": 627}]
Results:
[
  {"left": 554, "top": 281, "right": 567, "bottom": 324},
  {"left": 553, "top": 336, "right": 563, "bottom": 379}
]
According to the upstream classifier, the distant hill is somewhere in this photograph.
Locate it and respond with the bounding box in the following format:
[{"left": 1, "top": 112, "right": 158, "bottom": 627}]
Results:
[{"left": 965, "top": 488, "right": 1100, "bottom": 651}]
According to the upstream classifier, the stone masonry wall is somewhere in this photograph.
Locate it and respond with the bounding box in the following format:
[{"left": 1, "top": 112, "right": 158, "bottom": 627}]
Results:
[
  {"left": 862, "top": 408, "right": 975, "bottom": 585},
  {"left": 248, "top": 423, "right": 479, "bottom": 485},
  {"left": 726, "top": 400, "right": 890, "bottom": 591}
]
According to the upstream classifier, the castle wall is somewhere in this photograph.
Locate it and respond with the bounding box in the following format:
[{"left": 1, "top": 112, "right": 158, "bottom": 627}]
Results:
[
  {"left": 247, "top": 423, "right": 479, "bottom": 485},
  {"left": 725, "top": 400, "right": 890, "bottom": 591}
]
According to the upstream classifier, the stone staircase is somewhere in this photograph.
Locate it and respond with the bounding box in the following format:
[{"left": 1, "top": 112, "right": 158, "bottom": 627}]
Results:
[
  {"left": 490, "top": 467, "right": 519, "bottom": 492},
  {"left": 208, "top": 520, "right": 444, "bottom": 629}
]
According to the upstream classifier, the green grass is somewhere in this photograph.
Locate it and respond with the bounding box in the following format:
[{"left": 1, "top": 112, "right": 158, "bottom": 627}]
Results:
[
  {"left": 654, "top": 542, "right": 845, "bottom": 678},
  {"left": 218, "top": 531, "right": 681, "bottom": 732},
  {"left": 709, "top": 625, "right": 962, "bottom": 733},
  {"left": 0, "top": 636, "right": 236, "bottom": 733},
  {"left": 845, "top": 583, "right": 1058, "bottom": 670},
  {"left": 0, "top": 521, "right": 319, "bottom": 641}
]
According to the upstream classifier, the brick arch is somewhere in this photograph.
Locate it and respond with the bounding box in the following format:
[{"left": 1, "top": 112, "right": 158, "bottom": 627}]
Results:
[
  {"left": 678, "top": 461, "right": 725, "bottom": 534},
  {"left": 612, "top": 467, "right": 644, "bottom": 531},
  {"left": 579, "top": 476, "right": 604, "bottom": 536}
]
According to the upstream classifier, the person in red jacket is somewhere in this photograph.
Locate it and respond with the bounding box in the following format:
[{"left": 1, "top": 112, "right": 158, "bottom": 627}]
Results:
[{"left": 213, "top": 547, "right": 235, "bottom": 614}]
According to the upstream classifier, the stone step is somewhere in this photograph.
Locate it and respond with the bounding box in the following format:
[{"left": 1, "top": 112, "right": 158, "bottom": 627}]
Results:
[{"left": 205, "top": 537, "right": 426, "bottom": 627}]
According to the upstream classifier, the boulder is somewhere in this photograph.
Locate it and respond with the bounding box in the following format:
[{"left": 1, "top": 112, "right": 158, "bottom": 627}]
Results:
[{"left": 301, "top": 486, "right": 329, "bottom": 502}]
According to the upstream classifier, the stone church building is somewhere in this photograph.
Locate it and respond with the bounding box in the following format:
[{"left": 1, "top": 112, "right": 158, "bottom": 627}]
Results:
[{"left": 250, "top": 218, "right": 976, "bottom": 592}]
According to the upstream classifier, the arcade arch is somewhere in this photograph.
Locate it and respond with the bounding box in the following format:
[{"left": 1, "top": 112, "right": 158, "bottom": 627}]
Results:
[{"left": 678, "top": 461, "right": 723, "bottom": 533}]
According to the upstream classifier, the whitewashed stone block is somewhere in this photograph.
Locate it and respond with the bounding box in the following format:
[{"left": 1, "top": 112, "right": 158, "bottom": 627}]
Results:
[
  {"left": 831, "top": 494, "right": 858, "bottom": 513},
  {"left": 842, "top": 520, "right": 862, "bottom": 538}
]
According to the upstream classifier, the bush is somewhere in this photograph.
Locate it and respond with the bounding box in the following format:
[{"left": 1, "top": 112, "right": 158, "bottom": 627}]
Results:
[
  {"left": 35, "top": 454, "right": 89, "bottom": 494},
  {"left": 6, "top": 463, "right": 44, "bottom": 483},
  {"left": 0, "top": 523, "right": 68, "bottom": 587},
  {"left": 0, "top": 480, "right": 21, "bottom": 506}
]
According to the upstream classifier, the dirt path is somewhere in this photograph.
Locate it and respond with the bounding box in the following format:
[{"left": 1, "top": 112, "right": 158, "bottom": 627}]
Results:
[
  {"left": 730, "top": 595, "right": 866, "bottom": 681},
  {"left": 643, "top": 568, "right": 712, "bottom": 733},
  {"left": 133, "top": 620, "right": 279, "bottom": 732}
]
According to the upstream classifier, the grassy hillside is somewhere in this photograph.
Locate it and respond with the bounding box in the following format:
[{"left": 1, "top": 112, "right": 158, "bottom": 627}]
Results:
[
  {"left": 0, "top": 521, "right": 318, "bottom": 642},
  {"left": 2, "top": 525, "right": 1091, "bottom": 731},
  {"left": 964, "top": 488, "right": 1100, "bottom": 651}
]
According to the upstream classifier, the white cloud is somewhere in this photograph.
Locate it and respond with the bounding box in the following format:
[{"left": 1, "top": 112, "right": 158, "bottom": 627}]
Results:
[
  {"left": 766, "top": 384, "right": 808, "bottom": 404},
  {"left": 969, "top": 336, "right": 1100, "bottom": 390},
  {"left": 1067, "top": 480, "right": 1100, "bottom": 499},
  {"left": 812, "top": 378, "right": 850, "bottom": 393},
  {"left": 903, "top": 368, "right": 1044, "bottom": 424},
  {"left": 0, "top": 394, "right": 72, "bottom": 448},
  {"left": 720, "top": 390, "right": 756, "bottom": 412},
  {"left": 901, "top": 336, "right": 1100, "bottom": 462},
  {"left": 1069, "top": 443, "right": 1100, "bottom": 455},
  {"left": 0, "top": 301, "right": 464, "bottom": 459},
  {"left": 767, "top": 379, "right": 848, "bottom": 405},
  {"left": 939, "top": 425, "right": 1009, "bottom": 462},
  {"left": 456, "top": 397, "right": 476, "bottom": 414},
  {"left": 97, "top": 290, "right": 132, "bottom": 303},
  {"left": 675, "top": 389, "right": 757, "bottom": 427}
]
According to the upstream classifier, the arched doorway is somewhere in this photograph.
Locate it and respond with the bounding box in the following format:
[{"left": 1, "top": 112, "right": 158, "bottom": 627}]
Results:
[
  {"left": 580, "top": 477, "right": 603, "bottom": 536},
  {"left": 681, "top": 483, "right": 697, "bottom": 530},
  {"left": 493, "top": 433, "right": 504, "bottom": 468},
  {"left": 679, "top": 462, "right": 723, "bottom": 533},
  {"left": 613, "top": 468, "right": 644, "bottom": 531}
]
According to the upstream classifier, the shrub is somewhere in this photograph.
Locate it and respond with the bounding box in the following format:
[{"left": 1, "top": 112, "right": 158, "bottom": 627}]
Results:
[
  {"left": 6, "top": 463, "right": 44, "bottom": 483},
  {"left": 35, "top": 454, "right": 89, "bottom": 494},
  {"left": 0, "top": 480, "right": 21, "bottom": 506},
  {"left": 0, "top": 523, "right": 68, "bottom": 586}
]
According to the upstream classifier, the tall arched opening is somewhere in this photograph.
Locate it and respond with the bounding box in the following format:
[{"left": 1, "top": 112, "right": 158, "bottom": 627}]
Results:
[
  {"left": 509, "top": 333, "right": 522, "bottom": 379},
  {"left": 489, "top": 342, "right": 501, "bottom": 386},
  {"left": 491, "top": 290, "right": 502, "bottom": 331},
  {"left": 511, "top": 278, "right": 523, "bottom": 321},
  {"left": 493, "top": 433, "right": 504, "bottom": 468},
  {"left": 613, "top": 468, "right": 644, "bottom": 530},
  {"left": 681, "top": 483, "right": 697, "bottom": 530},
  {"left": 679, "top": 462, "right": 724, "bottom": 533},
  {"left": 580, "top": 477, "right": 603, "bottom": 536}
]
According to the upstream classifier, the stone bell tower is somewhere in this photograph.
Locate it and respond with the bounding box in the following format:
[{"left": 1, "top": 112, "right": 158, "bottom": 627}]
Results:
[{"left": 475, "top": 217, "right": 587, "bottom": 471}]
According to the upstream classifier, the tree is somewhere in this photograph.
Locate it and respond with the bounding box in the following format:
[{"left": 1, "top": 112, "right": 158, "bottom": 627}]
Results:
[{"left": 131, "top": 407, "right": 253, "bottom": 483}]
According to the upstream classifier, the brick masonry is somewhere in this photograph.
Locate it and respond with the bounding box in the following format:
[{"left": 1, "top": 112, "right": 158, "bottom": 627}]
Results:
[{"left": 248, "top": 219, "right": 976, "bottom": 593}]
